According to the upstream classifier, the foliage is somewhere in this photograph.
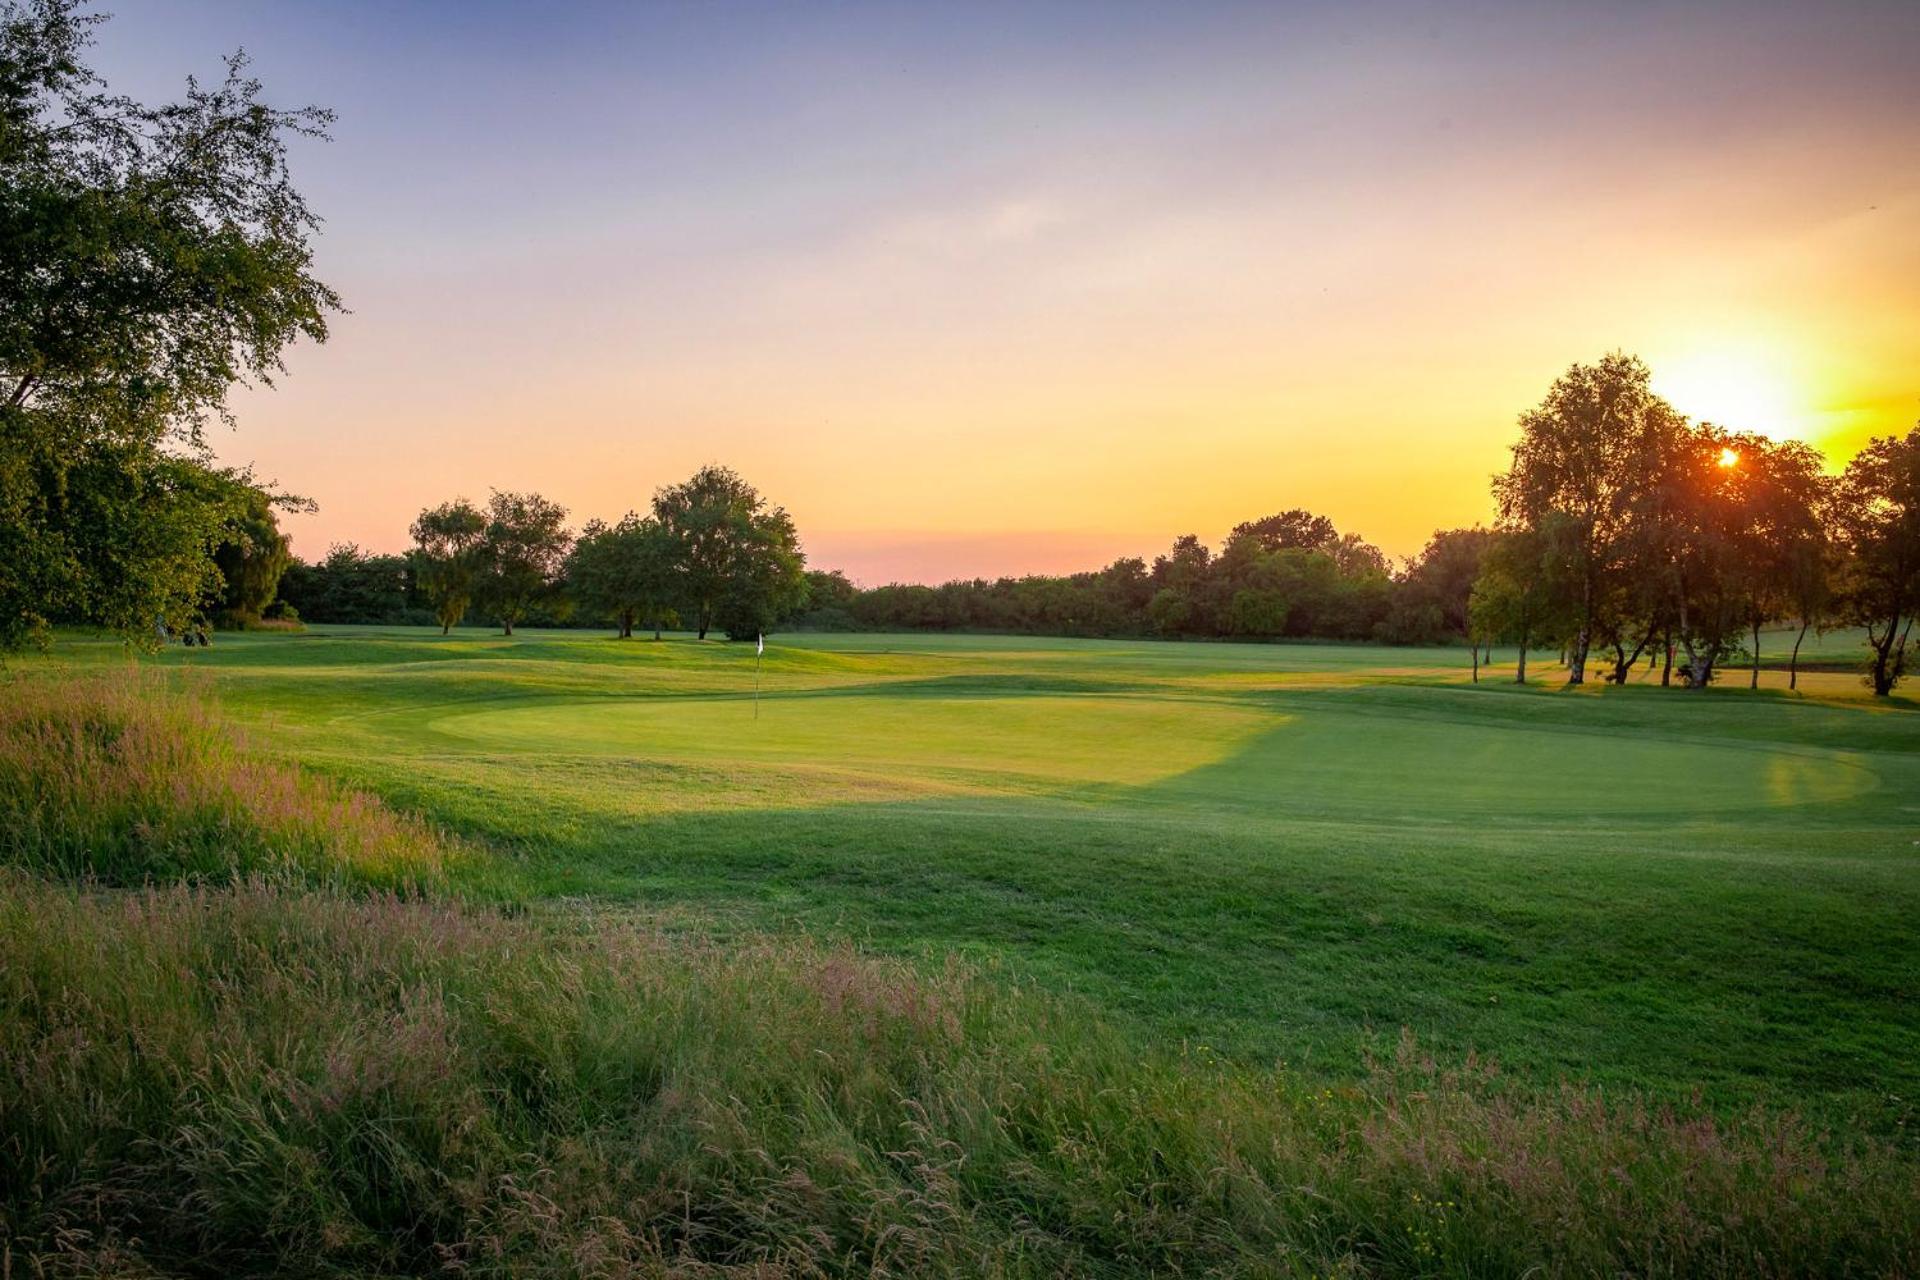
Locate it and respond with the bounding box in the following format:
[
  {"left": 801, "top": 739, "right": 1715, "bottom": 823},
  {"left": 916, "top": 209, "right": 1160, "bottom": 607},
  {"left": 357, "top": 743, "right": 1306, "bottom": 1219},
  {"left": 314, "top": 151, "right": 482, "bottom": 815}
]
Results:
[
  {"left": 476, "top": 490, "right": 571, "bottom": 636},
  {"left": 1830, "top": 427, "right": 1920, "bottom": 696},
  {"left": 279, "top": 542, "right": 419, "bottom": 624},
  {"left": 0, "top": 0, "right": 337, "bottom": 649},
  {"left": 1492, "top": 353, "right": 1690, "bottom": 684},
  {"left": 565, "top": 511, "right": 681, "bottom": 638},
  {"left": 209, "top": 483, "right": 298, "bottom": 625},
  {"left": 0, "top": 431, "right": 257, "bottom": 645},
  {"left": 652, "top": 464, "right": 807, "bottom": 640},
  {"left": 409, "top": 498, "right": 488, "bottom": 634}
]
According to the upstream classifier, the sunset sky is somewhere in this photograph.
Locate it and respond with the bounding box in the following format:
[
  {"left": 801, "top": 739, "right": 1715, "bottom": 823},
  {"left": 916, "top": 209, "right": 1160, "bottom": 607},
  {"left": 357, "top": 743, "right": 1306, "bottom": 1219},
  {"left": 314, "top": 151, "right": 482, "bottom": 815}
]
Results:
[{"left": 95, "top": 1, "right": 1920, "bottom": 583}]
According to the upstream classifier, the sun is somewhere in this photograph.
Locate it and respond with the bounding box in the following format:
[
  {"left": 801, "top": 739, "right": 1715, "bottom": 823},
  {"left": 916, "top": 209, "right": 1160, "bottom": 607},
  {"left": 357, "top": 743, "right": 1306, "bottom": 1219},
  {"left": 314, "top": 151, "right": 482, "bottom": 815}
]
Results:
[
  {"left": 1652, "top": 346, "right": 1806, "bottom": 441},
  {"left": 1717, "top": 447, "right": 1740, "bottom": 468}
]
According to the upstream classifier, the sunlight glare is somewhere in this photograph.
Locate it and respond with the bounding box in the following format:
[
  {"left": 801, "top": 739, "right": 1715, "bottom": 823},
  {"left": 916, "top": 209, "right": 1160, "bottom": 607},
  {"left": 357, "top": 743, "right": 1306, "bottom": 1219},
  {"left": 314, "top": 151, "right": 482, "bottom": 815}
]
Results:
[
  {"left": 1717, "top": 447, "right": 1740, "bottom": 468},
  {"left": 1654, "top": 347, "right": 1806, "bottom": 441}
]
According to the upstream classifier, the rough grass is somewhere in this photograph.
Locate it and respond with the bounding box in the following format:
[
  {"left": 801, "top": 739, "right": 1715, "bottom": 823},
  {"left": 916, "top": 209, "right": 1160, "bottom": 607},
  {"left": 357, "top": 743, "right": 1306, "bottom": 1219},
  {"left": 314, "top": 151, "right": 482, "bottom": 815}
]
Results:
[
  {"left": 0, "top": 671, "right": 1915, "bottom": 1276},
  {"left": 3, "top": 872, "right": 1916, "bottom": 1278},
  {"left": 0, "top": 673, "right": 457, "bottom": 890}
]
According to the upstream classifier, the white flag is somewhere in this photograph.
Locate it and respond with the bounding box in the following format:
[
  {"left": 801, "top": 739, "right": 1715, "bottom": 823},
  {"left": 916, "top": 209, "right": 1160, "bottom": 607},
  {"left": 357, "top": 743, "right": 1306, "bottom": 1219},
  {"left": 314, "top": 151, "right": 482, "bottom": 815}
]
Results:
[{"left": 757, "top": 633, "right": 764, "bottom": 656}]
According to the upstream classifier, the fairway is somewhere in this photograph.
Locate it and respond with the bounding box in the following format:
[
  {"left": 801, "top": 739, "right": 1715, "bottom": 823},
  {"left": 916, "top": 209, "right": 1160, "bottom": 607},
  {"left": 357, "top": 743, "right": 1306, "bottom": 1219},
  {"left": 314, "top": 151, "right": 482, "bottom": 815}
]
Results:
[
  {"left": 431, "top": 692, "right": 1270, "bottom": 791},
  {"left": 50, "top": 626, "right": 1920, "bottom": 1133}
]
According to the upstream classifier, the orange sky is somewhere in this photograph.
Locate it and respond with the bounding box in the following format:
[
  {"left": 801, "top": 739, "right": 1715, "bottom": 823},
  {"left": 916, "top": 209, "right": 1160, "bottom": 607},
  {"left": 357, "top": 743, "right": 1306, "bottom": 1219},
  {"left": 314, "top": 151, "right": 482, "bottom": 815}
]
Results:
[{"left": 103, "top": 2, "right": 1920, "bottom": 583}]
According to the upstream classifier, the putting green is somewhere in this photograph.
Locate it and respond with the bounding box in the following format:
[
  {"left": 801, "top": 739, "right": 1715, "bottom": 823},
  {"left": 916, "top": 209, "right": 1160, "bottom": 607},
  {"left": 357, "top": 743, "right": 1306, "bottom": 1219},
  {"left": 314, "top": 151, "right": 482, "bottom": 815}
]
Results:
[{"left": 429, "top": 692, "right": 1274, "bottom": 790}]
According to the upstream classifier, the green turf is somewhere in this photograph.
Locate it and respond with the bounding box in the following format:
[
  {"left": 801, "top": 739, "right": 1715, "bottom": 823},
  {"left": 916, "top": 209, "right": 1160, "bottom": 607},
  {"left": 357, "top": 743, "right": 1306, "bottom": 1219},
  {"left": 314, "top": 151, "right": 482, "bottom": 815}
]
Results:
[{"left": 37, "top": 625, "right": 1920, "bottom": 1135}]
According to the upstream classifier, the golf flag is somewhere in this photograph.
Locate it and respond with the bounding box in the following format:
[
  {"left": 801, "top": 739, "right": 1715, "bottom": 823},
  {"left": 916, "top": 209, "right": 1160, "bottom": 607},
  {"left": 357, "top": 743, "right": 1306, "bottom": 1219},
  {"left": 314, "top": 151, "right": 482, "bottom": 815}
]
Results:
[{"left": 757, "top": 633, "right": 764, "bottom": 656}]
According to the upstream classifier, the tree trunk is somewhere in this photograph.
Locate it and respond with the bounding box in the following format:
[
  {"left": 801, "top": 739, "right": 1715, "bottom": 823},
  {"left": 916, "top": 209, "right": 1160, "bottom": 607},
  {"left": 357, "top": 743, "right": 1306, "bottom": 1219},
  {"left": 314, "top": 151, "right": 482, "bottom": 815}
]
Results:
[
  {"left": 1470, "top": 641, "right": 1479, "bottom": 683},
  {"left": 1608, "top": 628, "right": 1653, "bottom": 685},
  {"left": 1750, "top": 620, "right": 1761, "bottom": 690},
  {"left": 1568, "top": 628, "right": 1588, "bottom": 685},
  {"left": 1868, "top": 611, "right": 1901, "bottom": 696},
  {"left": 1788, "top": 619, "right": 1809, "bottom": 691},
  {"left": 1661, "top": 633, "right": 1673, "bottom": 687},
  {"left": 441, "top": 621, "right": 450, "bottom": 636},
  {"left": 1515, "top": 624, "right": 1529, "bottom": 685},
  {"left": 502, "top": 618, "right": 513, "bottom": 636}
]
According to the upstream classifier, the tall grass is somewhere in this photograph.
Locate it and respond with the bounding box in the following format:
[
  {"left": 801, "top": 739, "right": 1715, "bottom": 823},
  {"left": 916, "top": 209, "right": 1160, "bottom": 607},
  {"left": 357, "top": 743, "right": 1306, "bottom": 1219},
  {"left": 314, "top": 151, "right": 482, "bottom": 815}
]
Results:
[
  {"left": 0, "top": 673, "right": 456, "bottom": 889},
  {"left": 1, "top": 872, "right": 1914, "bottom": 1278},
  {"left": 0, "top": 676, "right": 1913, "bottom": 1276}
]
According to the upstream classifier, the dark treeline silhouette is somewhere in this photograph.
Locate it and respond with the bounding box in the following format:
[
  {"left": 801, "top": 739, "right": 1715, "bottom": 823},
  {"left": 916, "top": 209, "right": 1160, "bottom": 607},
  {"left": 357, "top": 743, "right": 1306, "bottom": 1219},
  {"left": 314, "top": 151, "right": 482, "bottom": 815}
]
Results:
[{"left": 790, "top": 518, "right": 1486, "bottom": 646}]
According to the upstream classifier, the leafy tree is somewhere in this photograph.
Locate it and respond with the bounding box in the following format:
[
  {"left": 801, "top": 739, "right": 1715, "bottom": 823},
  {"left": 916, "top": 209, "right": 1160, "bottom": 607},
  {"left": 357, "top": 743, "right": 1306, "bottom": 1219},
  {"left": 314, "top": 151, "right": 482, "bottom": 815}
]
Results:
[
  {"left": 209, "top": 484, "right": 300, "bottom": 624},
  {"left": 1232, "top": 509, "right": 1337, "bottom": 552},
  {"left": 567, "top": 513, "right": 682, "bottom": 639},
  {"left": 477, "top": 491, "right": 570, "bottom": 636},
  {"left": 1394, "top": 527, "right": 1494, "bottom": 646},
  {"left": 0, "top": 0, "right": 338, "bottom": 649},
  {"left": 1146, "top": 587, "right": 1192, "bottom": 635},
  {"left": 278, "top": 544, "right": 412, "bottom": 624},
  {"left": 652, "top": 465, "right": 805, "bottom": 640},
  {"left": 1494, "top": 354, "right": 1689, "bottom": 684},
  {"left": 410, "top": 499, "right": 487, "bottom": 634},
  {"left": 715, "top": 505, "right": 807, "bottom": 641},
  {"left": 1830, "top": 426, "right": 1920, "bottom": 696},
  {"left": 1469, "top": 524, "right": 1564, "bottom": 685},
  {"left": 1735, "top": 437, "right": 1827, "bottom": 689}
]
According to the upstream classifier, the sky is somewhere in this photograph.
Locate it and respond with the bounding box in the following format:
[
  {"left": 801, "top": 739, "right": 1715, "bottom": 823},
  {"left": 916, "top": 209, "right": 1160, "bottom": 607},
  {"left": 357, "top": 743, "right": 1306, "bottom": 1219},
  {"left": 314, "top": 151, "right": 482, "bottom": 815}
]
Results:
[{"left": 91, "top": 0, "right": 1920, "bottom": 583}]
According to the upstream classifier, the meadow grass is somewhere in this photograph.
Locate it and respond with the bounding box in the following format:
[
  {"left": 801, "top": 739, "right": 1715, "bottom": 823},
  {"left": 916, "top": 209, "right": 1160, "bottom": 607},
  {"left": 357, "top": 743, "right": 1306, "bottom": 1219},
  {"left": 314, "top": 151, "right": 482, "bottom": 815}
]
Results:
[{"left": 4, "top": 869, "right": 1916, "bottom": 1277}]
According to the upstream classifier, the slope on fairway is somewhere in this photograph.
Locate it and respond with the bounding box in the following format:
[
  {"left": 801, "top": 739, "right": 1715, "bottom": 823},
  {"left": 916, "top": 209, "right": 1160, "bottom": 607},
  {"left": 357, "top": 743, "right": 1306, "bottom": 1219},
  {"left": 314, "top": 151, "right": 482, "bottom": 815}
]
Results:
[
  {"left": 428, "top": 691, "right": 1271, "bottom": 793},
  {"left": 424, "top": 680, "right": 1878, "bottom": 822}
]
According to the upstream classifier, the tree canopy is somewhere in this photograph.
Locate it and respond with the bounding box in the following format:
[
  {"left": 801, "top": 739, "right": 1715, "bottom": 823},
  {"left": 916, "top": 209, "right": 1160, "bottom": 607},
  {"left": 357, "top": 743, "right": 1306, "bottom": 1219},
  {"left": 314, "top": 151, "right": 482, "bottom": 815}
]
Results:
[{"left": 0, "top": 0, "right": 338, "bottom": 648}]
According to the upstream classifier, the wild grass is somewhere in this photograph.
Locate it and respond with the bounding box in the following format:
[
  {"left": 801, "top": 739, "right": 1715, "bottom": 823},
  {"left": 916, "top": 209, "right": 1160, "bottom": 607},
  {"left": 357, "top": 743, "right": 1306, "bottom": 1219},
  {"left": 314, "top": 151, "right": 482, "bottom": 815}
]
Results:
[
  {"left": 0, "top": 673, "right": 457, "bottom": 890},
  {"left": 2, "top": 870, "right": 1914, "bottom": 1278}
]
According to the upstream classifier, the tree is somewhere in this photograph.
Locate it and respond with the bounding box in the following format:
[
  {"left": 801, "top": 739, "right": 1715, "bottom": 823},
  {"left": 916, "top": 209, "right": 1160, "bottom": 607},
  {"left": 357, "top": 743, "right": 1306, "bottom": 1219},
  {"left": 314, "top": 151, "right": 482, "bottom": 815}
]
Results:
[
  {"left": 0, "top": 0, "right": 338, "bottom": 649},
  {"left": 209, "top": 484, "right": 299, "bottom": 624},
  {"left": 1396, "top": 527, "right": 1494, "bottom": 647},
  {"left": 410, "top": 499, "right": 487, "bottom": 634},
  {"left": 1231, "top": 509, "right": 1337, "bottom": 553},
  {"left": 1493, "top": 354, "right": 1689, "bottom": 684},
  {"left": 652, "top": 465, "right": 804, "bottom": 640},
  {"left": 1735, "top": 437, "right": 1827, "bottom": 690},
  {"left": 1469, "top": 522, "right": 1568, "bottom": 686},
  {"left": 1831, "top": 426, "right": 1920, "bottom": 697},
  {"left": 477, "top": 491, "right": 570, "bottom": 636},
  {"left": 567, "top": 513, "right": 683, "bottom": 639}
]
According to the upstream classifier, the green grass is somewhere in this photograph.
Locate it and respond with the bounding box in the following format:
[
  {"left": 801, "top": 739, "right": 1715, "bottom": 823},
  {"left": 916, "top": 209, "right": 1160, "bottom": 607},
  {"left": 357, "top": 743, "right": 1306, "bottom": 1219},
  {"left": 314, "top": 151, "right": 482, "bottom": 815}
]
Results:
[
  {"left": 33, "top": 625, "right": 1919, "bottom": 1137},
  {"left": 4, "top": 639, "right": 1918, "bottom": 1276}
]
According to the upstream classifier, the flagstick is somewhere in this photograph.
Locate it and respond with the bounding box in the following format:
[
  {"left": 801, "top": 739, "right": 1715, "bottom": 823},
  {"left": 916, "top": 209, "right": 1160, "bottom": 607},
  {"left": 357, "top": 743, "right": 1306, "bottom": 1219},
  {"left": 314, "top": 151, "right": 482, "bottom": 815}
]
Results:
[{"left": 754, "top": 633, "right": 762, "bottom": 720}]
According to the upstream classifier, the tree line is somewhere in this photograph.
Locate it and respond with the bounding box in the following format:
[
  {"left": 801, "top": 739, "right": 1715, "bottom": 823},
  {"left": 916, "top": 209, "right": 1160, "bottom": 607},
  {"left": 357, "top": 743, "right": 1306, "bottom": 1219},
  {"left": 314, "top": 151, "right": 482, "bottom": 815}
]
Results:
[{"left": 277, "top": 466, "right": 807, "bottom": 641}]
